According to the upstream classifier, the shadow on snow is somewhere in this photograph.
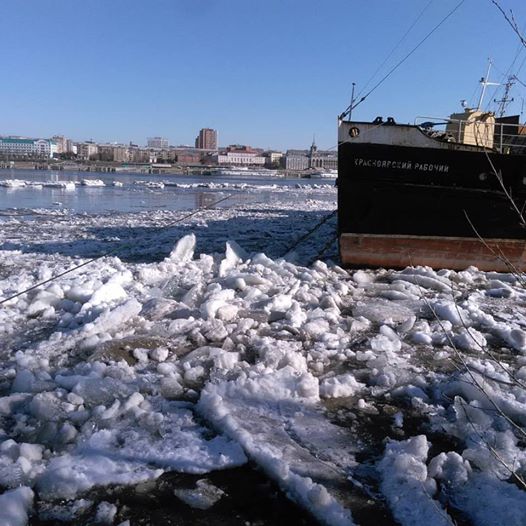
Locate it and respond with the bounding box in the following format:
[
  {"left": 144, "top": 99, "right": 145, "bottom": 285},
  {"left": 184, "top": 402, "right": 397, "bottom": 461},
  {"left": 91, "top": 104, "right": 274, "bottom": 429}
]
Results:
[{"left": 0, "top": 208, "right": 337, "bottom": 264}]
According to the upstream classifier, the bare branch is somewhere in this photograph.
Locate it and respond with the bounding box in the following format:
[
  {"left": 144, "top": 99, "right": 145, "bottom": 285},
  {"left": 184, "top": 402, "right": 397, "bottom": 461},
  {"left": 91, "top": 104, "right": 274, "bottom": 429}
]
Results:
[{"left": 492, "top": 0, "right": 526, "bottom": 47}]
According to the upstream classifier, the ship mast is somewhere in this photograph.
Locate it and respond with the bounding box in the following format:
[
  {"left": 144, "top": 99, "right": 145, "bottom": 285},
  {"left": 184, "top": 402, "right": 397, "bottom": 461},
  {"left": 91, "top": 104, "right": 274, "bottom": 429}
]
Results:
[
  {"left": 477, "top": 59, "right": 500, "bottom": 111},
  {"left": 348, "top": 83, "right": 356, "bottom": 121}
]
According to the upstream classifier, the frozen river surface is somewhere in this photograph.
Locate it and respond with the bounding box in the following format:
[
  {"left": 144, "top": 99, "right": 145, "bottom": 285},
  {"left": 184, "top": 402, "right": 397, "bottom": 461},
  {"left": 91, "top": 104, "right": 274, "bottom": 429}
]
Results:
[
  {"left": 0, "top": 173, "right": 525, "bottom": 526},
  {"left": 0, "top": 169, "right": 333, "bottom": 214}
]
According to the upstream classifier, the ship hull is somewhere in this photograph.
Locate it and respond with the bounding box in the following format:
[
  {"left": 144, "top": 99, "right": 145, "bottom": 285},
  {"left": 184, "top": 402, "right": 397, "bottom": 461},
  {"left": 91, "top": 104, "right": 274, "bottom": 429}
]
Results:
[{"left": 338, "top": 140, "right": 526, "bottom": 270}]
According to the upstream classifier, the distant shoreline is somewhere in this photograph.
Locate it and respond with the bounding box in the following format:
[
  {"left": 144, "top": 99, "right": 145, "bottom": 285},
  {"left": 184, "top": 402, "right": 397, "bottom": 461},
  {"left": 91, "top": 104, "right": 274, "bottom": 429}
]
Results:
[
  {"left": 0, "top": 161, "right": 209, "bottom": 176},
  {"left": 0, "top": 163, "right": 308, "bottom": 178}
]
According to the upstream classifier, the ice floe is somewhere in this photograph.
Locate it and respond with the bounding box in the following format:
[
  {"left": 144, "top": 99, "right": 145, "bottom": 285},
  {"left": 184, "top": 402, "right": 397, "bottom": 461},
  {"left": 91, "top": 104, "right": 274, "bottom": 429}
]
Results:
[{"left": 0, "top": 187, "right": 525, "bottom": 525}]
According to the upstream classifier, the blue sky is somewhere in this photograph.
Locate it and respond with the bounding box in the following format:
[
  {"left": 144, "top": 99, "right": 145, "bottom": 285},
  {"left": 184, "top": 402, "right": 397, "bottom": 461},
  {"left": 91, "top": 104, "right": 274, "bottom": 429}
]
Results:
[{"left": 1, "top": 0, "right": 525, "bottom": 149}]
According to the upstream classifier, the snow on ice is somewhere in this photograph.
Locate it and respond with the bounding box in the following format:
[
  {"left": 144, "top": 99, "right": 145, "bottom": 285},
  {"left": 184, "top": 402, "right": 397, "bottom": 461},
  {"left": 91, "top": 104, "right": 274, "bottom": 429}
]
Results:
[{"left": 0, "top": 186, "right": 525, "bottom": 525}]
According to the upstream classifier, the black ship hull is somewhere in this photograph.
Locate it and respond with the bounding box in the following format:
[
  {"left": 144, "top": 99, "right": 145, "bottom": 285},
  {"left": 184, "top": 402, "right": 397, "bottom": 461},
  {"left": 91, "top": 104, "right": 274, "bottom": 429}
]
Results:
[{"left": 338, "top": 140, "right": 526, "bottom": 270}]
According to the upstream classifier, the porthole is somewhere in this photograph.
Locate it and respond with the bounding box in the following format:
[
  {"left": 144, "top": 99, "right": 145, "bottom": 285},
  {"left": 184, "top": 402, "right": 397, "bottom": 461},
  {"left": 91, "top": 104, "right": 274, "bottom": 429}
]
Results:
[{"left": 349, "top": 127, "right": 360, "bottom": 138}]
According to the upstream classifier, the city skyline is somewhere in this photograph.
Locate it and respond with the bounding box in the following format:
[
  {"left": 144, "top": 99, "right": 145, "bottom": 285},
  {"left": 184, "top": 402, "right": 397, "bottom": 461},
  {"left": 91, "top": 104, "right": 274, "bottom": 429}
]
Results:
[
  {"left": 0, "top": 127, "right": 305, "bottom": 153},
  {"left": 0, "top": 129, "right": 263, "bottom": 151},
  {"left": 1, "top": 1, "right": 526, "bottom": 150},
  {"left": 0, "top": 128, "right": 338, "bottom": 170}
]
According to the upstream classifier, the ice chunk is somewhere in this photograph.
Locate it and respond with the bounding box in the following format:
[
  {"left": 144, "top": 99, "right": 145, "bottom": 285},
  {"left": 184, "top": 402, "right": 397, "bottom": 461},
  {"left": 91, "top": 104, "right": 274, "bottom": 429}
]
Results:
[
  {"left": 266, "top": 293, "right": 293, "bottom": 313},
  {"left": 0, "top": 487, "right": 34, "bottom": 526},
  {"left": 197, "top": 368, "right": 355, "bottom": 526},
  {"left": 411, "top": 331, "right": 433, "bottom": 345},
  {"left": 88, "top": 282, "right": 128, "bottom": 307},
  {"left": 353, "top": 300, "right": 414, "bottom": 324},
  {"left": 160, "top": 377, "right": 184, "bottom": 399},
  {"left": 395, "top": 269, "right": 452, "bottom": 292},
  {"left": 1, "top": 439, "right": 20, "bottom": 460},
  {"left": 27, "top": 289, "right": 62, "bottom": 316},
  {"left": 219, "top": 240, "right": 247, "bottom": 277},
  {"left": 200, "top": 289, "right": 235, "bottom": 319},
  {"left": 37, "top": 499, "right": 93, "bottom": 523},
  {"left": 19, "top": 443, "right": 44, "bottom": 462},
  {"left": 80, "top": 299, "right": 142, "bottom": 337},
  {"left": 140, "top": 297, "right": 179, "bottom": 320},
  {"left": 65, "top": 285, "right": 93, "bottom": 303},
  {"left": 79, "top": 403, "right": 247, "bottom": 475},
  {"left": 150, "top": 347, "right": 169, "bottom": 362},
  {"left": 216, "top": 304, "right": 239, "bottom": 321},
  {"left": 496, "top": 327, "right": 526, "bottom": 353},
  {"left": 431, "top": 301, "right": 470, "bottom": 327},
  {"left": 29, "top": 392, "right": 65, "bottom": 421},
  {"left": 94, "top": 501, "right": 117, "bottom": 525},
  {"left": 166, "top": 234, "right": 196, "bottom": 262},
  {"left": 453, "top": 328, "right": 486, "bottom": 351},
  {"left": 37, "top": 453, "right": 164, "bottom": 500},
  {"left": 173, "top": 478, "right": 225, "bottom": 510},
  {"left": 11, "top": 370, "right": 36, "bottom": 393},
  {"left": 352, "top": 270, "right": 374, "bottom": 285},
  {"left": 379, "top": 435, "right": 454, "bottom": 526},
  {"left": 451, "top": 473, "right": 526, "bottom": 526},
  {"left": 320, "top": 374, "right": 365, "bottom": 399},
  {"left": 72, "top": 376, "right": 132, "bottom": 407},
  {"left": 256, "top": 338, "right": 308, "bottom": 373},
  {"left": 428, "top": 451, "right": 471, "bottom": 486},
  {"left": 303, "top": 319, "right": 330, "bottom": 339},
  {"left": 370, "top": 329, "right": 401, "bottom": 353},
  {"left": 133, "top": 347, "right": 149, "bottom": 363},
  {"left": 0, "top": 394, "right": 31, "bottom": 416}
]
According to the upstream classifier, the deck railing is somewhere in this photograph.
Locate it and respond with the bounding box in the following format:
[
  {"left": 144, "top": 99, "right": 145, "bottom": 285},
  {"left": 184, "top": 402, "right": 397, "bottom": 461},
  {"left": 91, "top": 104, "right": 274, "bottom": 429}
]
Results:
[{"left": 415, "top": 116, "right": 526, "bottom": 154}]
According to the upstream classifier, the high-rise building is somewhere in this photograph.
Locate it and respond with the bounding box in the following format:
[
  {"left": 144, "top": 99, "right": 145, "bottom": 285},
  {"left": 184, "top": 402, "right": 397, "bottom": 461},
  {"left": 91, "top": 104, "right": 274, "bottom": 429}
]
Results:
[
  {"left": 147, "top": 137, "right": 169, "bottom": 149},
  {"left": 195, "top": 128, "right": 217, "bottom": 150}
]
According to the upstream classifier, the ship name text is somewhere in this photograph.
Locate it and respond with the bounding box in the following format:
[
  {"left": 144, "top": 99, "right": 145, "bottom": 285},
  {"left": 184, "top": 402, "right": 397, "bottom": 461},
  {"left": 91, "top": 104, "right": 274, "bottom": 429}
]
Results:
[{"left": 354, "top": 158, "right": 449, "bottom": 173}]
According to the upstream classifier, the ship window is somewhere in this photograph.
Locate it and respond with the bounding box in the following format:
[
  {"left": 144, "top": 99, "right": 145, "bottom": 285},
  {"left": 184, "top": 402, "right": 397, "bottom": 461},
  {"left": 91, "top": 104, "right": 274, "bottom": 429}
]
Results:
[{"left": 349, "top": 127, "right": 360, "bottom": 138}]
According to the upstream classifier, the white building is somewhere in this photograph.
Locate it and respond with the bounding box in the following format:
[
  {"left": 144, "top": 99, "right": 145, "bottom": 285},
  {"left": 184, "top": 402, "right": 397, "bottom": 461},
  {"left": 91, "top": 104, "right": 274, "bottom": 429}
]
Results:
[
  {"left": 147, "top": 137, "right": 169, "bottom": 149},
  {"left": 264, "top": 151, "right": 284, "bottom": 168},
  {"left": 0, "top": 137, "right": 57, "bottom": 158},
  {"left": 215, "top": 151, "right": 265, "bottom": 166},
  {"left": 284, "top": 142, "right": 338, "bottom": 171},
  {"left": 285, "top": 149, "right": 309, "bottom": 170},
  {"left": 52, "top": 135, "right": 75, "bottom": 154}
]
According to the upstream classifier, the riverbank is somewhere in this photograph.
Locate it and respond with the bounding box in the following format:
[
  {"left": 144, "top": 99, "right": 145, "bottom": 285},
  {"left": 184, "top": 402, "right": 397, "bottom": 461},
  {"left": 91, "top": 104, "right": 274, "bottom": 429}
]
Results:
[{"left": 0, "top": 161, "right": 309, "bottom": 178}]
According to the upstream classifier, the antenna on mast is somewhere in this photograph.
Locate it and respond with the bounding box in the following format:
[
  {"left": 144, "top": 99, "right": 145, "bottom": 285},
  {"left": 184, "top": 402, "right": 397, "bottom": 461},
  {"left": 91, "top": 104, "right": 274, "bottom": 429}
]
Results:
[
  {"left": 494, "top": 75, "right": 515, "bottom": 118},
  {"left": 477, "top": 59, "right": 500, "bottom": 110}
]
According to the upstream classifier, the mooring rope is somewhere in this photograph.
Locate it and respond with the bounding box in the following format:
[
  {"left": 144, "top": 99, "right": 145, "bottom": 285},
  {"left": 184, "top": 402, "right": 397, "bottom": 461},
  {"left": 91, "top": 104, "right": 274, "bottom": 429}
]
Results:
[
  {"left": 282, "top": 209, "right": 337, "bottom": 259},
  {"left": 0, "top": 193, "right": 234, "bottom": 306}
]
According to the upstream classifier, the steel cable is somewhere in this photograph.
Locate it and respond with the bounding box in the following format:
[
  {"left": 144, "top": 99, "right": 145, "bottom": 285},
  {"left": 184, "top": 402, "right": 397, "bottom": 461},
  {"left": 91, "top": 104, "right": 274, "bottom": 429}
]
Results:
[{"left": 0, "top": 193, "right": 234, "bottom": 306}]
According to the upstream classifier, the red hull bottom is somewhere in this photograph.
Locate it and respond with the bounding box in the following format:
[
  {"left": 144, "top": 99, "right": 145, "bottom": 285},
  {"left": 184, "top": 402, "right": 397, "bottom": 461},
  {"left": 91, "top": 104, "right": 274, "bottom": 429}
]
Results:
[{"left": 340, "top": 233, "right": 526, "bottom": 272}]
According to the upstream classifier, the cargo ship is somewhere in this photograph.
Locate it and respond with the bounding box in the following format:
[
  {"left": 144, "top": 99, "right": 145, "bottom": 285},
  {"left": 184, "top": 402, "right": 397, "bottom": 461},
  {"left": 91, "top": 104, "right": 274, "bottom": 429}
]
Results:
[{"left": 337, "top": 108, "right": 526, "bottom": 271}]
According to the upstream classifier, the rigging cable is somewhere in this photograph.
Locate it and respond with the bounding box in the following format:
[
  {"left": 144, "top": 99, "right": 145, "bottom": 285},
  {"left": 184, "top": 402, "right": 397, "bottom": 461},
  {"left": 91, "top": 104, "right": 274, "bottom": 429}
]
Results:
[
  {"left": 514, "top": 75, "right": 526, "bottom": 89},
  {"left": 356, "top": 0, "right": 435, "bottom": 100},
  {"left": 340, "top": 0, "right": 466, "bottom": 119},
  {"left": 0, "top": 193, "right": 234, "bottom": 307},
  {"left": 484, "top": 36, "right": 525, "bottom": 114},
  {"left": 282, "top": 210, "right": 337, "bottom": 259}
]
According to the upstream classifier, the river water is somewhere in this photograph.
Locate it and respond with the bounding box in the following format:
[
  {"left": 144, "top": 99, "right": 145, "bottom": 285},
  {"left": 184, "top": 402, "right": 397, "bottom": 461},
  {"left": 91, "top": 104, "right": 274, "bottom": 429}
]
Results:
[{"left": 0, "top": 169, "right": 334, "bottom": 214}]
